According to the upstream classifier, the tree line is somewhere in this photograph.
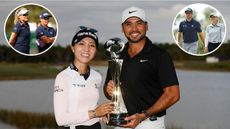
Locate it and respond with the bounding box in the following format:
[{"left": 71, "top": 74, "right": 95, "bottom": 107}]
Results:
[{"left": 0, "top": 41, "right": 230, "bottom": 63}]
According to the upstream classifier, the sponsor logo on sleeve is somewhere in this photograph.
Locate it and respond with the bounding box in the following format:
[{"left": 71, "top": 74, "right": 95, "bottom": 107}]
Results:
[
  {"left": 54, "top": 85, "right": 64, "bottom": 93},
  {"left": 95, "top": 83, "right": 98, "bottom": 89}
]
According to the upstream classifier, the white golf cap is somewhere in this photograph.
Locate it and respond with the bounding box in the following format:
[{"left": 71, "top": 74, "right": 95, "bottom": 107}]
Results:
[
  {"left": 210, "top": 13, "right": 218, "bottom": 17},
  {"left": 122, "top": 6, "right": 146, "bottom": 23},
  {"left": 17, "top": 8, "right": 30, "bottom": 16}
]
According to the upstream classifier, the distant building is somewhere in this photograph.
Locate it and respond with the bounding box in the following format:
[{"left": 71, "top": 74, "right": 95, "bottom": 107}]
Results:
[{"left": 206, "top": 56, "right": 219, "bottom": 63}]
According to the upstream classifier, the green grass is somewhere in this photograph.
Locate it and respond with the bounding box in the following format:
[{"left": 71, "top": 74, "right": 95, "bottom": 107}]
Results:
[
  {"left": 0, "top": 61, "right": 229, "bottom": 81},
  {"left": 0, "top": 108, "right": 183, "bottom": 129},
  {"left": 0, "top": 109, "right": 62, "bottom": 129},
  {"left": 175, "top": 60, "right": 230, "bottom": 72}
]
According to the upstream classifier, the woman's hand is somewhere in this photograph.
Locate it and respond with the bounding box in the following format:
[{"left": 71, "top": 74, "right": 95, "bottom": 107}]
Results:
[
  {"left": 95, "top": 102, "right": 114, "bottom": 117},
  {"left": 9, "top": 32, "right": 17, "bottom": 46}
]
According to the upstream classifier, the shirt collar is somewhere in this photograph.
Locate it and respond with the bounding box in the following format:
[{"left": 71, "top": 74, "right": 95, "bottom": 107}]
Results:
[
  {"left": 142, "top": 37, "right": 153, "bottom": 53},
  {"left": 69, "top": 63, "right": 90, "bottom": 80},
  {"left": 186, "top": 18, "right": 194, "bottom": 23},
  {"left": 40, "top": 24, "right": 50, "bottom": 30},
  {"left": 124, "top": 36, "right": 153, "bottom": 56},
  {"left": 18, "top": 21, "right": 29, "bottom": 27},
  {"left": 211, "top": 23, "right": 220, "bottom": 27}
]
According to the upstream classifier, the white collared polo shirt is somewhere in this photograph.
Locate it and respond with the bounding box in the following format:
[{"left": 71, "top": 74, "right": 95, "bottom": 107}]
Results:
[
  {"left": 54, "top": 66, "right": 102, "bottom": 128},
  {"left": 205, "top": 23, "right": 225, "bottom": 47}
]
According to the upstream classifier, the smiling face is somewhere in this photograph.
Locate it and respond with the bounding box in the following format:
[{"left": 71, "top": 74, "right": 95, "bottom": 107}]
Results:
[
  {"left": 211, "top": 16, "right": 218, "bottom": 25},
  {"left": 40, "top": 18, "right": 49, "bottom": 26},
  {"left": 19, "top": 13, "right": 29, "bottom": 23},
  {"left": 71, "top": 37, "right": 97, "bottom": 64},
  {"left": 122, "top": 17, "right": 148, "bottom": 43},
  {"left": 185, "top": 12, "right": 193, "bottom": 21}
]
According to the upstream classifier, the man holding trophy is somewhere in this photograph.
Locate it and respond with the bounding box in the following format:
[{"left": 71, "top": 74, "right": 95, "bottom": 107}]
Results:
[{"left": 104, "top": 6, "right": 180, "bottom": 129}]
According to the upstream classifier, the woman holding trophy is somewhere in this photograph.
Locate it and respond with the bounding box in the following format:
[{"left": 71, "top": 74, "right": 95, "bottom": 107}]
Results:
[{"left": 54, "top": 26, "right": 114, "bottom": 129}]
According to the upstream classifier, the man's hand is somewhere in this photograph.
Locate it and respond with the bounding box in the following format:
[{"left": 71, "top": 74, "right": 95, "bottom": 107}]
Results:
[
  {"left": 105, "top": 80, "right": 114, "bottom": 98},
  {"left": 177, "top": 32, "right": 182, "bottom": 47},
  {"left": 204, "top": 47, "right": 208, "bottom": 53},
  {"left": 178, "top": 42, "right": 182, "bottom": 48},
  {"left": 121, "top": 113, "right": 146, "bottom": 128},
  {"left": 198, "top": 32, "right": 205, "bottom": 50}
]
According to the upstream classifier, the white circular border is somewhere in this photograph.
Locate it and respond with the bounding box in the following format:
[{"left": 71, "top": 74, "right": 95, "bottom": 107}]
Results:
[
  {"left": 4, "top": 3, "right": 59, "bottom": 56},
  {"left": 171, "top": 3, "right": 227, "bottom": 56}
]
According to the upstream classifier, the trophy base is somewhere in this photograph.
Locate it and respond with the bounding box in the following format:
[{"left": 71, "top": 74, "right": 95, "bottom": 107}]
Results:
[{"left": 108, "top": 113, "right": 128, "bottom": 126}]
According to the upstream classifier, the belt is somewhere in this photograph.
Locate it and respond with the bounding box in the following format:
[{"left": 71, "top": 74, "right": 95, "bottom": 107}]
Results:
[
  {"left": 65, "top": 122, "right": 101, "bottom": 129},
  {"left": 149, "top": 116, "right": 157, "bottom": 121},
  {"left": 209, "top": 42, "right": 221, "bottom": 44},
  {"left": 148, "top": 115, "right": 165, "bottom": 121}
]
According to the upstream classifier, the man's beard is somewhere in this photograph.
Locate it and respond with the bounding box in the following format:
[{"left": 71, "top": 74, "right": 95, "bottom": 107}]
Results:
[{"left": 127, "top": 34, "right": 146, "bottom": 43}]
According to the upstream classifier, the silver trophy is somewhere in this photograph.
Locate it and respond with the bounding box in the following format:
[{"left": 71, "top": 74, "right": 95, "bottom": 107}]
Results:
[{"left": 105, "top": 37, "right": 128, "bottom": 126}]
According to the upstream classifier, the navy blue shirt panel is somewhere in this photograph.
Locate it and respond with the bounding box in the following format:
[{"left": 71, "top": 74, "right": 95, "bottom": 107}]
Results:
[
  {"left": 179, "top": 19, "right": 202, "bottom": 43},
  {"left": 12, "top": 22, "right": 30, "bottom": 54},
  {"left": 36, "top": 25, "right": 56, "bottom": 39},
  {"left": 36, "top": 25, "right": 56, "bottom": 52}
]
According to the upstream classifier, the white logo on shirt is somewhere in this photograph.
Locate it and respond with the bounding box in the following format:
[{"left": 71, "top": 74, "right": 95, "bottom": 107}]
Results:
[{"left": 140, "top": 59, "right": 148, "bottom": 63}]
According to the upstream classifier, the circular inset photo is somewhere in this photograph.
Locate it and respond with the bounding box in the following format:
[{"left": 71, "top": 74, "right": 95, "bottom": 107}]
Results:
[
  {"left": 4, "top": 3, "right": 58, "bottom": 56},
  {"left": 172, "top": 3, "right": 226, "bottom": 56}
]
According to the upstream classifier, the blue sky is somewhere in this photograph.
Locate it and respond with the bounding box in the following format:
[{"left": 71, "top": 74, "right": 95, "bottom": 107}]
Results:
[{"left": 0, "top": 0, "right": 229, "bottom": 46}]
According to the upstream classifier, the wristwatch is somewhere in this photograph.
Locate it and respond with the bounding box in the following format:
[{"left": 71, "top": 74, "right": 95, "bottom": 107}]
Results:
[
  {"left": 141, "top": 110, "right": 149, "bottom": 118},
  {"left": 91, "top": 110, "right": 97, "bottom": 118}
]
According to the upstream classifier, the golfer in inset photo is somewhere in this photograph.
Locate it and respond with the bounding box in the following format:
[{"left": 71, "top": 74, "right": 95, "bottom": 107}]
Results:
[
  {"left": 36, "top": 12, "right": 56, "bottom": 53},
  {"left": 177, "top": 8, "right": 205, "bottom": 54},
  {"left": 205, "top": 13, "right": 225, "bottom": 53},
  {"left": 9, "top": 7, "right": 31, "bottom": 54}
]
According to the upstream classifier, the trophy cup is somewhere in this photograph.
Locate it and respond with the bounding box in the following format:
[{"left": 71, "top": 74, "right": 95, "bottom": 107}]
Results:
[{"left": 105, "top": 37, "right": 128, "bottom": 126}]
